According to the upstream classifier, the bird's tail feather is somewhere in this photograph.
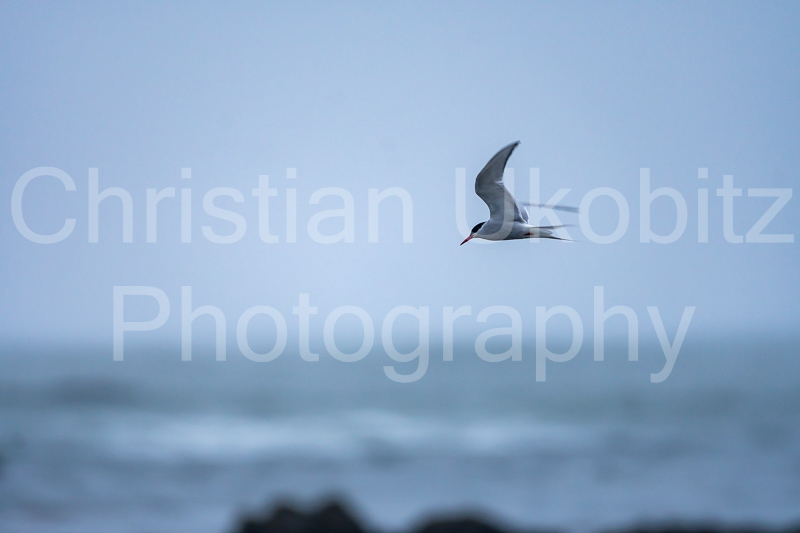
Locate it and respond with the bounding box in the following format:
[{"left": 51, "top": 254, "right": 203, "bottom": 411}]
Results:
[
  {"left": 533, "top": 224, "right": 567, "bottom": 230},
  {"left": 542, "top": 234, "right": 573, "bottom": 242},
  {"left": 523, "top": 203, "right": 579, "bottom": 214},
  {"left": 530, "top": 224, "right": 575, "bottom": 241}
]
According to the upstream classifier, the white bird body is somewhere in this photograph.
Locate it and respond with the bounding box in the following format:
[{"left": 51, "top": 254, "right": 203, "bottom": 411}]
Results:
[{"left": 461, "top": 141, "right": 571, "bottom": 245}]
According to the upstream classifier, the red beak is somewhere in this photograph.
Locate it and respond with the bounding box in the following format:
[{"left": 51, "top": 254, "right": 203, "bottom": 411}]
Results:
[{"left": 460, "top": 234, "right": 474, "bottom": 246}]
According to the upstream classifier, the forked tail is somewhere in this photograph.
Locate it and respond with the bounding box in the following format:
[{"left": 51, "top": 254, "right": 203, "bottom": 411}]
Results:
[{"left": 529, "top": 224, "right": 574, "bottom": 241}]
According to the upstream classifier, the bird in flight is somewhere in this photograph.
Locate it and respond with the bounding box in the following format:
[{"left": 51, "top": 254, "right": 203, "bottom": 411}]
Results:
[{"left": 460, "top": 141, "right": 577, "bottom": 245}]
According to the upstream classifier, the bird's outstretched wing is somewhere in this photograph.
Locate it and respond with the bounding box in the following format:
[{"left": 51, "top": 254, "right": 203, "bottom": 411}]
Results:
[{"left": 475, "top": 141, "right": 526, "bottom": 226}]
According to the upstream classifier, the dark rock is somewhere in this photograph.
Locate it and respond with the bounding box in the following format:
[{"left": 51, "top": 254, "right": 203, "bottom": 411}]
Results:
[
  {"left": 413, "top": 517, "right": 510, "bottom": 533},
  {"left": 234, "top": 501, "right": 366, "bottom": 533},
  {"left": 231, "top": 499, "right": 800, "bottom": 533}
]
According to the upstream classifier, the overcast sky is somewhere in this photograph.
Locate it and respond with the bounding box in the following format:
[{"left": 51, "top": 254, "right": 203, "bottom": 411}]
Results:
[{"left": 1, "top": 1, "right": 798, "bottom": 349}]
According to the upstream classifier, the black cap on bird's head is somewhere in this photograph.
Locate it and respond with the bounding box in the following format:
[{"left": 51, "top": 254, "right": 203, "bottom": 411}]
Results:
[{"left": 460, "top": 221, "right": 485, "bottom": 245}]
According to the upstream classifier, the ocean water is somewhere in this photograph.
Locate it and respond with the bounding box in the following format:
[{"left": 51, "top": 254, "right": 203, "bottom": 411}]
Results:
[{"left": 0, "top": 335, "right": 799, "bottom": 533}]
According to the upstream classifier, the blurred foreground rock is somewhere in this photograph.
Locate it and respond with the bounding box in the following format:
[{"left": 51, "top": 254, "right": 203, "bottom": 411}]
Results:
[
  {"left": 231, "top": 500, "right": 518, "bottom": 533},
  {"left": 231, "top": 499, "right": 800, "bottom": 533},
  {"left": 236, "top": 501, "right": 366, "bottom": 533}
]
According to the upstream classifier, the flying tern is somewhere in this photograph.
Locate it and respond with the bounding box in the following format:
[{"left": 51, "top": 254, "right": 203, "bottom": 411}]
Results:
[{"left": 460, "top": 141, "right": 576, "bottom": 245}]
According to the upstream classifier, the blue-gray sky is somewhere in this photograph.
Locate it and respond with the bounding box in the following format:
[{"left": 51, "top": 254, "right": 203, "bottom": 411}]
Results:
[{"left": 1, "top": 1, "right": 798, "bottom": 347}]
